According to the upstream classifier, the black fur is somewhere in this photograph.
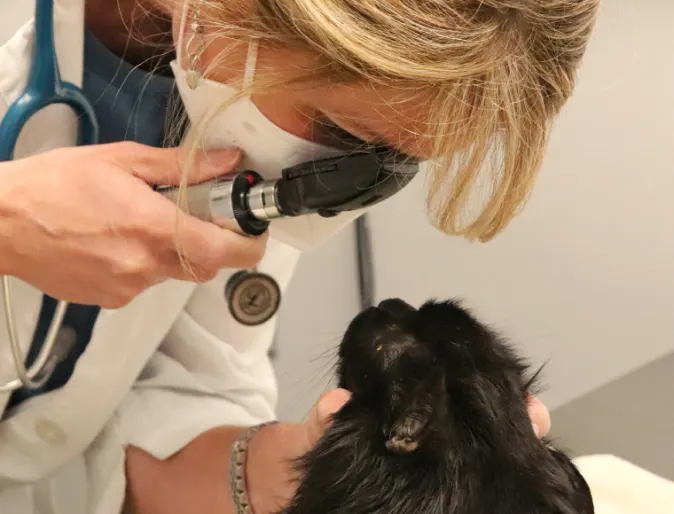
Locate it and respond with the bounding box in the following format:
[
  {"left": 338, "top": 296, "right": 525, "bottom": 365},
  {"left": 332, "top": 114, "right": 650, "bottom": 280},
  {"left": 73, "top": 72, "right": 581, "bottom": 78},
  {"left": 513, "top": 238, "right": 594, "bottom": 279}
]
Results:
[{"left": 280, "top": 299, "right": 594, "bottom": 514}]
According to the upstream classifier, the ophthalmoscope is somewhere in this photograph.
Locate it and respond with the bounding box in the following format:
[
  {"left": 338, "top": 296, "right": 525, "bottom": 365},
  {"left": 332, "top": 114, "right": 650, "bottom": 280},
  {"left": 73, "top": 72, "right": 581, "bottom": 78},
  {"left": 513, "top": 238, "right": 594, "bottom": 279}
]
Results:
[{"left": 157, "top": 147, "right": 420, "bottom": 236}]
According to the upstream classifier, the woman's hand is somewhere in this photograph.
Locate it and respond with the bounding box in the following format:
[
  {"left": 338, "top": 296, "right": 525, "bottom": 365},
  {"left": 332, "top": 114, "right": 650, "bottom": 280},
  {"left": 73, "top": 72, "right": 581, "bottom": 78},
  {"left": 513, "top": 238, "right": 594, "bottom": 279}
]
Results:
[
  {"left": 245, "top": 389, "right": 354, "bottom": 513},
  {"left": 124, "top": 389, "right": 353, "bottom": 514},
  {"left": 0, "top": 142, "right": 267, "bottom": 308}
]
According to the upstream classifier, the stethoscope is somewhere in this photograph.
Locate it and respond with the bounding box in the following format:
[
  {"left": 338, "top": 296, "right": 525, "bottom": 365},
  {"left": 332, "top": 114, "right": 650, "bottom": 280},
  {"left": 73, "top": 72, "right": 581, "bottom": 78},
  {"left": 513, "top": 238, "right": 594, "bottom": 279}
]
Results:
[{"left": 0, "top": 0, "right": 99, "bottom": 392}]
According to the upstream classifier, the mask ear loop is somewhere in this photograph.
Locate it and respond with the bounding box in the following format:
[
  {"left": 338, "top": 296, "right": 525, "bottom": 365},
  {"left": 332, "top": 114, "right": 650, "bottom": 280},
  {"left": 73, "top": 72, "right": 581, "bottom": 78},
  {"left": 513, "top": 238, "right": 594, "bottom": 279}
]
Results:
[
  {"left": 243, "top": 39, "right": 259, "bottom": 93},
  {"left": 176, "top": 0, "right": 191, "bottom": 67},
  {"left": 241, "top": 38, "right": 260, "bottom": 125},
  {"left": 177, "top": 0, "right": 205, "bottom": 89}
]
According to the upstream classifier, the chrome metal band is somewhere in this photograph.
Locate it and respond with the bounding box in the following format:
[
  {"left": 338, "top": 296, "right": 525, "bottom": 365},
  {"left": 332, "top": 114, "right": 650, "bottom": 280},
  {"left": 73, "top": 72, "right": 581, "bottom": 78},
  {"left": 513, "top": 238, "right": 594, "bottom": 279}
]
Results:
[
  {"left": 209, "top": 178, "right": 237, "bottom": 219},
  {"left": 248, "top": 182, "right": 281, "bottom": 220}
]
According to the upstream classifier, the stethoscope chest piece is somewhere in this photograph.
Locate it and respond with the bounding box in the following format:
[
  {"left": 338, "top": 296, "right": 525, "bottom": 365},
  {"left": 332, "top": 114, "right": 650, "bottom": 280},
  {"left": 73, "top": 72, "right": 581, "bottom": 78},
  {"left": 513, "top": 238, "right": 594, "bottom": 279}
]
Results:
[{"left": 225, "top": 270, "right": 281, "bottom": 326}]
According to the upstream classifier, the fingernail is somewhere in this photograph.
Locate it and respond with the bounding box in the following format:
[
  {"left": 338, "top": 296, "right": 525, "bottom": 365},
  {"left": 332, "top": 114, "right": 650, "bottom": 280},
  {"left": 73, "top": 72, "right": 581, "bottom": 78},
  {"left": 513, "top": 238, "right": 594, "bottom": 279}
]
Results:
[
  {"left": 532, "top": 423, "right": 539, "bottom": 437},
  {"left": 317, "top": 389, "right": 352, "bottom": 422}
]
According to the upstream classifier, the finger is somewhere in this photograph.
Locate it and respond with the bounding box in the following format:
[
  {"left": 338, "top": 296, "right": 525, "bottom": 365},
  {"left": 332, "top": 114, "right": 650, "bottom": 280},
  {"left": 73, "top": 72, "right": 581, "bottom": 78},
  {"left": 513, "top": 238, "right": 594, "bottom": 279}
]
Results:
[
  {"left": 110, "top": 142, "right": 242, "bottom": 186},
  {"left": 305, "top": 389, "right": 352, "bottom": 447},
  {"left": 527, "top": 395, "right": 551, "bottom": 438},
  {"left": 135, "top": 178, "right": 269, "bottom": 274},
  {"left": 160, "top": 218, "right": 269, "bottom": 279}
]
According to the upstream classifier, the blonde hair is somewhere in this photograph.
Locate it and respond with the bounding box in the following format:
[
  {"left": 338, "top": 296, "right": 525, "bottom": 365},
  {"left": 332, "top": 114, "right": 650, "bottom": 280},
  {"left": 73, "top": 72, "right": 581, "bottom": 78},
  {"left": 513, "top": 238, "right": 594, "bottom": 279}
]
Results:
[{"left": 175, "top": 0, "right": 600, "bottom": 242}]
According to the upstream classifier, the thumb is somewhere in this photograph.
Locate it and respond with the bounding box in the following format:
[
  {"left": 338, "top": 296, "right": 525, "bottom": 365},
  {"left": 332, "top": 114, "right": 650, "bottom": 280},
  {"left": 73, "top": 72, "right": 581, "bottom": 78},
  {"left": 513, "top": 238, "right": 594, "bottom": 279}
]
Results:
[
  {"left": 115, "top": 143, "right": 242, "bottom": 186},
  {"left": 304, "top": 389, "right": 352, "bottom": 447},
  {"left": 527, "top": 395, "right": 551, "bottom": 438}
]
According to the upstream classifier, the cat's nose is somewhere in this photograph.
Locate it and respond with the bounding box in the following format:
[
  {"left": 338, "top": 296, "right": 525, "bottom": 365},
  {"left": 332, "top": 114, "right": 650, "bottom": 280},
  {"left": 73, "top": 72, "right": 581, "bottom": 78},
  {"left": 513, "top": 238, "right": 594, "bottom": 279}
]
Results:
[{"left": 377, "top": 299, "right": 416, "bottom": 318}]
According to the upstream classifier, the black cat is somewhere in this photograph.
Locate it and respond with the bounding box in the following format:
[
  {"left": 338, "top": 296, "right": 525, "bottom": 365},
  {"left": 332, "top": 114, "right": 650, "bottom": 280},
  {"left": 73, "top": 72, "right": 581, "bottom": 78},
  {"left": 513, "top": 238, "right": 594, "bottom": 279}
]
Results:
[{"left": 281, "top": 299, "right": 594, "bottom": 514}]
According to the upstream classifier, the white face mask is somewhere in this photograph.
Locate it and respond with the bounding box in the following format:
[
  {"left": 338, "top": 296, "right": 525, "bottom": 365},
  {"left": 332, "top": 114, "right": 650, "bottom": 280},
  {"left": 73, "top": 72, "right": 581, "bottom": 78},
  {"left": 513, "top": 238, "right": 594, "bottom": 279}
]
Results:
[{"left": 169, "top": 2, "right": 366, "bottom": 252}]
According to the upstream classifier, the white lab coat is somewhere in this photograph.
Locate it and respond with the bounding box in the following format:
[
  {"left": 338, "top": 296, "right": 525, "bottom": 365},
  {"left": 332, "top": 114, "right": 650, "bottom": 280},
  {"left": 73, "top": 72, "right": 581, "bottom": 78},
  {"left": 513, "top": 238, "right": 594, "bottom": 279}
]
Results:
[{"left": 0, "top": 2, "right": 319, "bottom": 512}]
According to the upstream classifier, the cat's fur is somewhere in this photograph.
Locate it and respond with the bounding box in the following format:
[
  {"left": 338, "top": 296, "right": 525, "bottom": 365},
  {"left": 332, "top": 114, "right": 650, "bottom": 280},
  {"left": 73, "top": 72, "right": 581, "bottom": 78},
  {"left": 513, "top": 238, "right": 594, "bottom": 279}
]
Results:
[{"left": 281, "top": 299, "right": 594, "bottom": 514}]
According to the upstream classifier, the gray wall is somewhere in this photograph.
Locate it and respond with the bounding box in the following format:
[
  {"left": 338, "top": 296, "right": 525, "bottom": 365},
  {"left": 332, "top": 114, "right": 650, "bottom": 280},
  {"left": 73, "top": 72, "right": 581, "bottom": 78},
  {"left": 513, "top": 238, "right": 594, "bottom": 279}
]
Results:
[
  {"left": 550, "top": 351, "right": 674, "bottom": 481},
  {"left": 273, "top": 227, "right": 357, "bottom": 422}
]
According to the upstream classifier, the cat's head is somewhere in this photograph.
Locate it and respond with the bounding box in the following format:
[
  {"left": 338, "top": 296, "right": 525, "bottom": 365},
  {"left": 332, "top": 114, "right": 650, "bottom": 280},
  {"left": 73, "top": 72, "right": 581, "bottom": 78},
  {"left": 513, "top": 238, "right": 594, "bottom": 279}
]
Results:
[{"left": 338, "top": 298, "right": 536, "bottom": 456}]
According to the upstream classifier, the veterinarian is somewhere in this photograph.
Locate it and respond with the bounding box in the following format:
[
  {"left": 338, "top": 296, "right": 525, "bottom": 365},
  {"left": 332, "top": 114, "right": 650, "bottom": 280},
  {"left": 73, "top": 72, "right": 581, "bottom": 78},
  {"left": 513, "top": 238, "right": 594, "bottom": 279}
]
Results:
[{"left": 0, "top": 0, "right": 597, "bottom": 512}]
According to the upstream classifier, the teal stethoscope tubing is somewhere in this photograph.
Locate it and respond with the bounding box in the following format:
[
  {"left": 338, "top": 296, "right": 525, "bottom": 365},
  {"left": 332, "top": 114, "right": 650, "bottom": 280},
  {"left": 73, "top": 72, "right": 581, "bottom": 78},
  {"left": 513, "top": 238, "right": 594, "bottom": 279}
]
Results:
[{"left": 0, "top": 0, "right": 99, "bottom": 392}]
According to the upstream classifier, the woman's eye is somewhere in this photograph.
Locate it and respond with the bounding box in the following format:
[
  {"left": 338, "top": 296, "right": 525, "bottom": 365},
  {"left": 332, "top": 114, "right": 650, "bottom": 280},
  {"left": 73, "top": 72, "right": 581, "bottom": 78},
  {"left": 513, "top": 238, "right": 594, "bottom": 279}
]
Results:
[
  {"left": 314, "top": 118, "right": 376, "bottom": 151},
  {"left": 311, "top": 117, "right": 405, "bottom": 158}
]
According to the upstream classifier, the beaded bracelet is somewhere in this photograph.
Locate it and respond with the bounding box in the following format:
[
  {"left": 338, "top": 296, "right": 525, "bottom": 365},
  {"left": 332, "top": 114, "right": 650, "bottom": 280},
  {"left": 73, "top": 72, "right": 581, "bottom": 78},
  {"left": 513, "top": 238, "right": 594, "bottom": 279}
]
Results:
[{"left": 230, "top": 422, "right": 278, "bottom": 514}]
